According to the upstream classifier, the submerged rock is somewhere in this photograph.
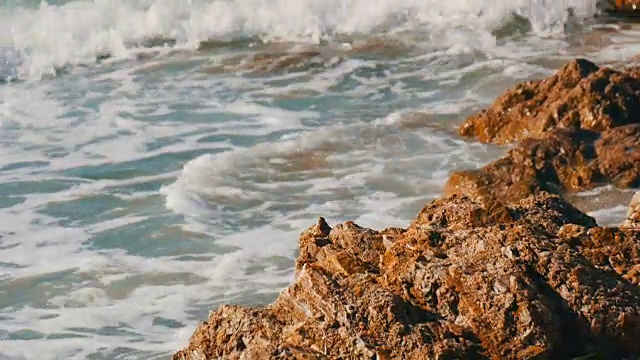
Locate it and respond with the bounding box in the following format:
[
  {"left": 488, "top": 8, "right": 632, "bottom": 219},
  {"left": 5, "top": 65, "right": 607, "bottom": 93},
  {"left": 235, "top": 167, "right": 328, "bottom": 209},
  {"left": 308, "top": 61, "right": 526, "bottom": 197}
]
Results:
[
  {"left": 173, "top": 193, "right": 640, "bottom": 360},
  {"left": 204, "top": 37, "right": 412, "bottom": 75}
]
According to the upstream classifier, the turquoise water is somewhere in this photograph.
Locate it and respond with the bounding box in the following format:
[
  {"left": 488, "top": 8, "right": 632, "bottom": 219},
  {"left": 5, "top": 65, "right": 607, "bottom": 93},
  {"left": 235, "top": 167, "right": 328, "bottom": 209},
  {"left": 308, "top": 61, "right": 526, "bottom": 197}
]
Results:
[{"left": 0, "top": 1, "right": 638, "bottom": 359}]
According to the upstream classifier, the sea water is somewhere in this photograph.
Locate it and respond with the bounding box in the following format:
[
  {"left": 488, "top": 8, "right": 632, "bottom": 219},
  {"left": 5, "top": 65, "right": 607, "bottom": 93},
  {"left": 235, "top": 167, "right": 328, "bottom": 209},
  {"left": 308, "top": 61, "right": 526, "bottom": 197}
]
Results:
[{"left": 0, "top": 0, "right": 638, "bottom": 359}]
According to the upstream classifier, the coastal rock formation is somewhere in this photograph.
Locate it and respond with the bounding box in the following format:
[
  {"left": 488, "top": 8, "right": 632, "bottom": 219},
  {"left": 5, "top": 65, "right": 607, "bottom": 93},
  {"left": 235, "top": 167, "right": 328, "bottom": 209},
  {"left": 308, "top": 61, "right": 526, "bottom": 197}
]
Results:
[
  {"left": 173, "top": 193, "right": 640, "bottom": 360},
  {"left": 447, "top": 59, "right": 640, "bottom": 205},
  {"left": 459, "top": 58, "right": 640, "bottom": 145},
  {"left": 595, "top": 124, "right": 640, "bottom": 188},
  {"left": 174, "top": 58, "right": 640, "bottom": 359},
  {"left": 446, "top": 127, "right": 601, "bottom": 205}
]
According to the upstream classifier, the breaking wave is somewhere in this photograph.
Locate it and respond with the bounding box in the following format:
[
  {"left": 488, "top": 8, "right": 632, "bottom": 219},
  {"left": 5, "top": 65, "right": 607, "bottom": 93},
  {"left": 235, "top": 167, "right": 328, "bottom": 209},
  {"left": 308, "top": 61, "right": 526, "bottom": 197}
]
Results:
[{"left": 0, "top": 0, "right": 599, "bottom": 80}]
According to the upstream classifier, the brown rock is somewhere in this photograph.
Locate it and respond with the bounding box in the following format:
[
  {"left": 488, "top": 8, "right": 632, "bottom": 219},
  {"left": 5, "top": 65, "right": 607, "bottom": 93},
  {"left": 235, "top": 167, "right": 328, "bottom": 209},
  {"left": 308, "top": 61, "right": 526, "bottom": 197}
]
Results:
[
  {"left": 622, "top": 191, "right": 640, "bottom": 228},
  {"left": 459, "top": 58, "right": 640, "bottom": 145},
  {"left": 445, "top": 128, "right": 604, "bottom": 205},
  {"left": 446, "top": 59, "right": 640, "bottom": 206},
  {"left": 172, "top": 305, "right": 284, "bottom": 360},
  {"left": 174, "top": 193, "right": 640, "bottom": 360},
  {"left": 447, "top": 123, "right": 640, "bottom": 206},
  {"left": 595, "top": 124, "right": 640, "bottom": 188},
  {"left": 175, "top": 57, "right": 640, "bottom": 360}
]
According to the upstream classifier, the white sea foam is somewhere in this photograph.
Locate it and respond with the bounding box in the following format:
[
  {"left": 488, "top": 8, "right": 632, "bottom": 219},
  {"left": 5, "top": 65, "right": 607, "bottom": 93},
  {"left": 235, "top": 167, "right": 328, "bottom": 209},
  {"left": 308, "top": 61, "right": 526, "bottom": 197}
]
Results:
[
  {"left": 588, "top": 205, "right": 629, "bottom": 225},
  {"left": 161, "top": 108, "right": 505, "bottom": 233},
  {"left": 0, "top": 1, "right": 635, "bottom": 359},
  {"left": 0, "top": 0, "right": 603, "bottom": 80}
]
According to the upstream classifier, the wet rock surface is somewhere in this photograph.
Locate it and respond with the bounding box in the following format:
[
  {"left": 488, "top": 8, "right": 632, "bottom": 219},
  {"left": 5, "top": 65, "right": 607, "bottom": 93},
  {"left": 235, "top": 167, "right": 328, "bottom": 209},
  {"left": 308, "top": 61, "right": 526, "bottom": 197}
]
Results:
[
  {"left": 445, "top": 128, "right": 602, "bottom": 205},
  {"left": 174, "top": 59, "right": 640, "bottom": 359},
  {"left": 173, "top": 194, "right": 640, "bottom": 360},
  {"left": 596, "top": 124, "right": 640, "bottom": 188},
  {"left": 459, "top": 58, "right": 640, "bottom": 145},
  {"left": 448, "top": 59, "right": 640, "bottom": 205}
]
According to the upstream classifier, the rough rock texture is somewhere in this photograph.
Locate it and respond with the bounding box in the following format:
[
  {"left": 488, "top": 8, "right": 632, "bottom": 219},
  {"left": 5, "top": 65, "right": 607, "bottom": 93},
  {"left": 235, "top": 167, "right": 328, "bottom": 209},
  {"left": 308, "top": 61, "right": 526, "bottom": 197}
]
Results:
[
  {"left": 174, "top": 58, "right": 640, "bottom": 360},
  {"left": 445, "top": 128, "right": 601, "bottom": 205},
  {"left": 459, "top": 58, "right": 640, "bottom": 145},
  {"left": 173, "top": 193, "right": 640, "bottom": 360},
  {"left": 595, "top": 124, "right": 640, "bottom": 188},
  {"left": 448, "top": 59, "right": 640, "bottom": 205}
]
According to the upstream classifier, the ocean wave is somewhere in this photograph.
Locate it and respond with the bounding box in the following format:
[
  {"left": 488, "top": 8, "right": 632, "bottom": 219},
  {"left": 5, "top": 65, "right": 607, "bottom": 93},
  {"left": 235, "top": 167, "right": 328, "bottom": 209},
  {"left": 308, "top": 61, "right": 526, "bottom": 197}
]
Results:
[{"left": 0, "top": 0, "right": 599, "bottom": 80}]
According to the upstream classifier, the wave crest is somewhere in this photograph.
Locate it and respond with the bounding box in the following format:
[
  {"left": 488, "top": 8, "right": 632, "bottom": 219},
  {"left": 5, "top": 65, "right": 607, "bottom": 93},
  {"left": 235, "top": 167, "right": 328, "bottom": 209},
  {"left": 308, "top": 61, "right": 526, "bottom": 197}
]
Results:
[{"left": 0, "top": 0, "right": 598, "bottom": 80}]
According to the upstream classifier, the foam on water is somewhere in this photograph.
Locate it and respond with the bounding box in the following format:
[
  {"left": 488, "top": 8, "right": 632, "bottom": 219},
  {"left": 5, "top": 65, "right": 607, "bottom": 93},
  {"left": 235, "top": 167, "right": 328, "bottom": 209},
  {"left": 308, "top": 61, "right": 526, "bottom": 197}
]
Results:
[
  {"left": 0, "top": 0, "right": 638, "bottom": 359},
  {"left": 0, "top": 0, "right": 602, "bottom": 80}
]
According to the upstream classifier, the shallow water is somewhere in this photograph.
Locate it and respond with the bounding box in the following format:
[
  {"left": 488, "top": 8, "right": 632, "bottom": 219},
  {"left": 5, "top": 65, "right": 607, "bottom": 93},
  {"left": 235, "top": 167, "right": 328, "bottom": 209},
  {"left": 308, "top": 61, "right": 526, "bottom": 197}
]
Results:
[{"left": 0, "top": 0, "right": 639, "bottom": 359}]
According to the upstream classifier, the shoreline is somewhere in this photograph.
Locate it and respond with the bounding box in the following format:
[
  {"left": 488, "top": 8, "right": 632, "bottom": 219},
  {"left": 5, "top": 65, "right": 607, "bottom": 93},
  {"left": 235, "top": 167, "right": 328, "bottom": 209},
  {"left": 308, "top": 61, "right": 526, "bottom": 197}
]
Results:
[{"left": 173, "top": 57, "right": 640, "bottom": 359}]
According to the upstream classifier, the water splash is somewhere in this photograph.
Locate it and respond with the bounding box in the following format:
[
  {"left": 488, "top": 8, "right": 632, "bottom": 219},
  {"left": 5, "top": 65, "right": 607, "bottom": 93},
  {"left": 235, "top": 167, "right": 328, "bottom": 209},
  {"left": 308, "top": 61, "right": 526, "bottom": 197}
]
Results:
[
  {"left": 0, "top": 0, "right": 601, "bottom": 80},
  {"left": 527, "top": 0, "right": 599, "bottom": 33}
]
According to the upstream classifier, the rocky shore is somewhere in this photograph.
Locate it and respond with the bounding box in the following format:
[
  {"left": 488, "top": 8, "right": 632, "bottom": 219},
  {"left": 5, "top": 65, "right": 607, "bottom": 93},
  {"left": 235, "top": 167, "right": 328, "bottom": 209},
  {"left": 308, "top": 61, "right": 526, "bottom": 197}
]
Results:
[{"left": 173, "top": 59, "right": 640, "bottom": 360}]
